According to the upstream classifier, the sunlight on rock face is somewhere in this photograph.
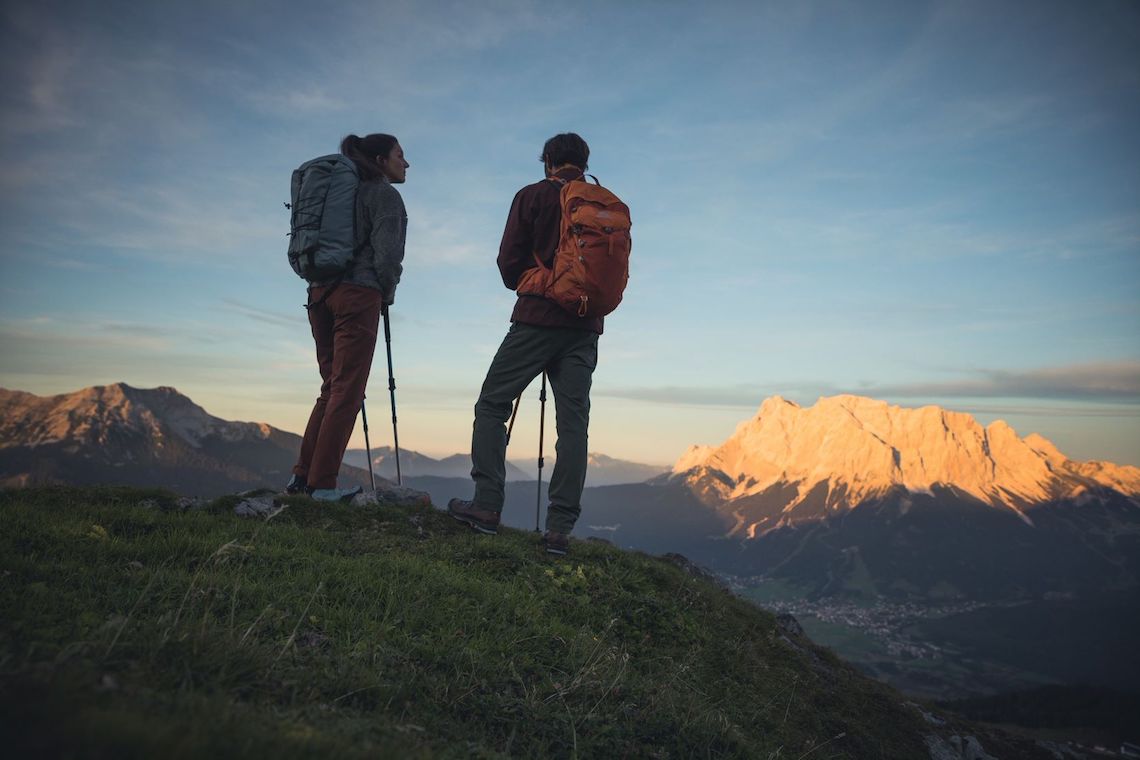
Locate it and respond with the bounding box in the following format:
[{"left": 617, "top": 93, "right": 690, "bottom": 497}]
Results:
[{"left": 671, "top": 394, "right": 1140, "bottom": 524}]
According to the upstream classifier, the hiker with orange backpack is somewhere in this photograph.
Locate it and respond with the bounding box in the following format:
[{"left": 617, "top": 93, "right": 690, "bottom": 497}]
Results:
[{"left": 448, "top": 133, "right": 631, "bottom": 555}]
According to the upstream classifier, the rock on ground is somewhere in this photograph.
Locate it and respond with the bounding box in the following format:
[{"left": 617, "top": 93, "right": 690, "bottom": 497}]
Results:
[
  {"left": 352, "top": 481, "right": 432, "bottom": 509},
  {"left": 923, "top": 734, "right": 998, "bottom": 760},
  {"left": 235, "top": 495, "right": 283, "bottom": 518}
]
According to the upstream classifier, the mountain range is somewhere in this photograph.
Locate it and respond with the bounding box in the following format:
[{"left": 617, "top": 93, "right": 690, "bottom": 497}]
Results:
[
  {"left": 5, "top": 382, "right": 1140, "bottom": 696},
  {"left": 0, "top": 384, "right": 666, "bottom": 495},
  {"left": 670, "top": 394, "right": 1140, "bottom": 535},
  {"left": 5, "top": 383, "right": 1138, "bottom": 601}
]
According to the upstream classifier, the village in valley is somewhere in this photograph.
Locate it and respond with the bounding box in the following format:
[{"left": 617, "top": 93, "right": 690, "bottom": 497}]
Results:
[{"left": 730, "top": 576, "right": 1016, "bottom": 660}]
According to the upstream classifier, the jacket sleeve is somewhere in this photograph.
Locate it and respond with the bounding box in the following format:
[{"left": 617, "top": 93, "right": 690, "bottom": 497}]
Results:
[
  {"left": 497, "top": 188, "right": 534, "bottom": 290},
  {"left": 368, "top": 186, "right": 407, "bottom": 306}
]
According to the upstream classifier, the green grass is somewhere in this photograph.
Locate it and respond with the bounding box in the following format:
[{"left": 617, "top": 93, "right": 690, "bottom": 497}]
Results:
[
  {"left": 838, "top": 552, "right": 879, "bottom": 599},
  {"left": 0, "top": 486, "right": 993, "bottom": 758},
  {"left": 737, "top": 578, "right": 815, "bottom": 606},
  {"left": 795, "top": 619, "right": 887, "bottom": 663}
]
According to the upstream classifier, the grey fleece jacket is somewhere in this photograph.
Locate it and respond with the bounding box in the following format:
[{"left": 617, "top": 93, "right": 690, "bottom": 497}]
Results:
[{"left": 319, "top": 176, "right": 406, "bottom": 304}]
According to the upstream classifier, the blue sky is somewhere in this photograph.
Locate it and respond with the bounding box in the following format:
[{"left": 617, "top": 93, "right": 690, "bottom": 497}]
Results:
[{"left": 2, "top": 0, "right": 1138, "bottom": 467}]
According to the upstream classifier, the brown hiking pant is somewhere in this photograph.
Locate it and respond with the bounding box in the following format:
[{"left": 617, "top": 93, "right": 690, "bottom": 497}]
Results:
[{"left": 294, "top": 283, "right": 382, "bottom": 489}]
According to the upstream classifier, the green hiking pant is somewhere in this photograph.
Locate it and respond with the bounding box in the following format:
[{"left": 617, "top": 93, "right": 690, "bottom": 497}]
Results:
[{"left": 471, "top": 322, "right": 599, "bottom": 534}]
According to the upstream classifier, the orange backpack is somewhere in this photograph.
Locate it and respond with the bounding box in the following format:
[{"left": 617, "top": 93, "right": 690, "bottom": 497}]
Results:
[{"left": 516, "top": 175, "right": 632, "bottom": 318}]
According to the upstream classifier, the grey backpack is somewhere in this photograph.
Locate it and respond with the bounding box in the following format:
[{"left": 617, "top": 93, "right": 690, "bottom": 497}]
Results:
[{"left": 286, "top": 154, "right": 359, "bottom": 281}]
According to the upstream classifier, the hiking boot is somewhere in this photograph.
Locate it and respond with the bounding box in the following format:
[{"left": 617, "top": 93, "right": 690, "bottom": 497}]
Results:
[
  {"left": 310, "top": 486, "right": 363, "bottom": 503},
  {"left": 447, "top": 498, "right": 500, "bottom": 535},
  {"left": 284, "top": 474, "right": 312, "bottom": 495},
  {"left": 543, "top": 531, "right": 569, "bottom": 556}
]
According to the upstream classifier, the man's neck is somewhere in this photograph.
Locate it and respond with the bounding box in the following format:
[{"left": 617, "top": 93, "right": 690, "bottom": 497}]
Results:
[{"left": 546, "top": 163, "right": 583, "bottom": 178}]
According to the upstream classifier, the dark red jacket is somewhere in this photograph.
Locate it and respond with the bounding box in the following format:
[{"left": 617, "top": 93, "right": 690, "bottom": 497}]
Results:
[{"left": 497, "top": 166, "right": 605, "bottom": 335}]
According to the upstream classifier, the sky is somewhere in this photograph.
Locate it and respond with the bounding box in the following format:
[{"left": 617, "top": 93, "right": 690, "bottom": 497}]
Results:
[{"left": 1, "top": 0, "right": 1138, "bottom": 468}]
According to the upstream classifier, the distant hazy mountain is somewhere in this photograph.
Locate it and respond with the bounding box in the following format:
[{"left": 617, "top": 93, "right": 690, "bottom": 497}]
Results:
[
  {"left": 343, "top": 447, "right": 530, "bottom": 481},
  {"left": 344, "top": 449, "right": 667, "bottom": 486},
  {"left": 505, "top": 452, "right": 669, "bottom": 487},
  {"left": 582, "top": 453, "right": 670, "bottom": 487},
  {"left": 574, "top": 395, "right": 1140, "bottom": 601},
  {"left": 0, "top": 384, "right": 371, "bottom": 496}
]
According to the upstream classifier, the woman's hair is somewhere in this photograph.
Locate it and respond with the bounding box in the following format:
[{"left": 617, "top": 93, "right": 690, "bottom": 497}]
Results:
[
  {"left": 540, "top": 133, "right": 589, "bottom": 170},
  {"left": 340, "top": 133, "right": 399, "bottom": 181}
]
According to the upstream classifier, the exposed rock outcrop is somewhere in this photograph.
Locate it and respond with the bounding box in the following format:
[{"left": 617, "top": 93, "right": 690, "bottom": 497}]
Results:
[{"left": 671, "top": 395, "right": 1140, "bottom": 536}]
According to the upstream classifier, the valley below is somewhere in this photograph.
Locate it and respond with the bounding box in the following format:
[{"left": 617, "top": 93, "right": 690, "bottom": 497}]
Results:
[{"left": 738, "top": 578, "right": 1140, "bottom": 703}]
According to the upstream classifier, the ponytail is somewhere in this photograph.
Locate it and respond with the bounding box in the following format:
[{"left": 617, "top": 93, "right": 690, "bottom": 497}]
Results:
[{"left": 340, "top": 133, "right": 398, "bottom": 181}]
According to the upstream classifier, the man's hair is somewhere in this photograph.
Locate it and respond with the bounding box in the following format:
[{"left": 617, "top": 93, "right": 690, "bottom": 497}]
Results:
[{"left": 540, "top": 133, "right": 589, "bottom": 170}]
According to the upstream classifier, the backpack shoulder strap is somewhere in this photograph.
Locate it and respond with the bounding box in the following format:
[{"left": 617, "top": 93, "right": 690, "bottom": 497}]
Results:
[{"left": 547, "top": 170, "right": 588, "bottom": 187}]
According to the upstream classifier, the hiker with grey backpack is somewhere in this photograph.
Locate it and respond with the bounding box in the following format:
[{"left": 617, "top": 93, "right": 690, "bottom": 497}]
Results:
[{"left": 284, "top": 133, "right": 409, "bottom": 502}]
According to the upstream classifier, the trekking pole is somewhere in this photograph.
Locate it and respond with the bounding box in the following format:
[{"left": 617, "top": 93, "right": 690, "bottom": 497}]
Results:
[
  {"left": 382, "top": 305, "right": 401, "bottom": 485},
  {"left": 505, "top": 395, "right": 522, "bottom": 446},
  {"left": 361, "top": 398, "right": 376, "bottom": 491},
  {"left": 536, "top": 371, "right": 547, "bottom": 533}
]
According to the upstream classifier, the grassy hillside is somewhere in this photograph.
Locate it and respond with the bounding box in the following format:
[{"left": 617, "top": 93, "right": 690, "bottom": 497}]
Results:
[{"left": 0, "top": 487, "right": 1049, "bottom": 758}]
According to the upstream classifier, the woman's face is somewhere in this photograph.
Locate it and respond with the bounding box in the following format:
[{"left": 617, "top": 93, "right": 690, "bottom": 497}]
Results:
[{"left": 378, "top": 142, "right": 409, "bottom": 183}]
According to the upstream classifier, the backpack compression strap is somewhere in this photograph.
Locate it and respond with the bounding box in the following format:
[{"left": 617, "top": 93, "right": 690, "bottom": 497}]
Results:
[
  {"left": 305, "top": 279, "right": 343, "bottom": 311},
  {"left": 529, "top": 171, "right": 598, "bottom": 268},
  {"left": 301, "top": 203, "right": 363, "bottom": 310}
]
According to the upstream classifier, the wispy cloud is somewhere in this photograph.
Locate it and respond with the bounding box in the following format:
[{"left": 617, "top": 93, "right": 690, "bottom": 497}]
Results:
[
  {"left": 25, "top": 176, "right": 285, "bottom": 266},
  {"left": 940, "top": 403, "right": 1140, "bottom": 419},
  {"left": 246, "top": 86, "right": 350, "bottom": 116},
  {"left": 597, "top": 361, "right": 1140, "bottom": 409},
  {"left": 920, "top": 95, "right": 1057, "bottom": 145},
  {"left": 0, "top": 322, "right": 169, "bottom": 358},
  {"left": 407, "top": 215, "right": 492, "bottom": 268},
  {"left": 859, "top": 361, "right": 1140, "bottom": 402},
  {"left": 220, "top": 299, "right": 304, "bottom": 330},
  {"left": 597, "top": 384, "right": 766, "bottom": 409},
  {"left": 0, "top": 317, "right": 296, "bottom": 393},
  {"left": 0, "top": 312, "right": 288, "bottom": 355}
]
